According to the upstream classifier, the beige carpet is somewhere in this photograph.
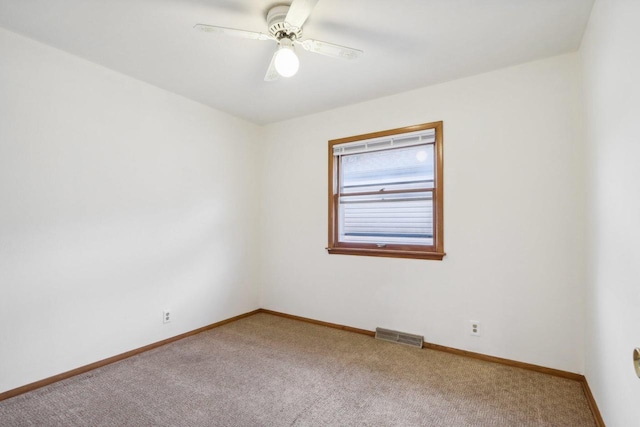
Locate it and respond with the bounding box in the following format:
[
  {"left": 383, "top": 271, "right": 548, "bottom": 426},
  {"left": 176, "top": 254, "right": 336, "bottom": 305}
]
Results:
[{"left": 0, "top": 313, "right": 595, "bottom": 426}]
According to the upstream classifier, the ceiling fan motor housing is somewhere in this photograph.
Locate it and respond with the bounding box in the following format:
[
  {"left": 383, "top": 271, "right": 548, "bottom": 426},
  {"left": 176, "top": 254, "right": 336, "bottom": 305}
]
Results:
[{"left": 267, "top": 5, "right": 302, "bottom": 40}]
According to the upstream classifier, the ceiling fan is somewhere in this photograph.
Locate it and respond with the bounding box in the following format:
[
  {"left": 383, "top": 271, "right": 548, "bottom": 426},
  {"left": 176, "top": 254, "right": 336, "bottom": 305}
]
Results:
[{"left": 194, "top": 0, "right": 363, "bottom": 81}]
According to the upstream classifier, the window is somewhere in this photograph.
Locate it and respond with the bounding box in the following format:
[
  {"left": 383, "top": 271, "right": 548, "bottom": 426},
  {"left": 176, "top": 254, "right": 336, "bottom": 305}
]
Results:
[{"left": 327, "top": 122, "right": 444, "bottom": 260}]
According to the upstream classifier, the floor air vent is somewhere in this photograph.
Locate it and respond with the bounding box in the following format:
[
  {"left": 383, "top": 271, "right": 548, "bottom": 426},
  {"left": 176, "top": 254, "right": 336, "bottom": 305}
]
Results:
[{"left": 375, "top": 327, "right": 423, "bottom": 348}]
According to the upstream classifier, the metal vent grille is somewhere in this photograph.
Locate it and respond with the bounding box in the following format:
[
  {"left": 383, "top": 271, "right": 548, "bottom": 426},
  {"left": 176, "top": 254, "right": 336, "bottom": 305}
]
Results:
[{"left": 375, "top": 327, "right": 423, "bottom": 348}]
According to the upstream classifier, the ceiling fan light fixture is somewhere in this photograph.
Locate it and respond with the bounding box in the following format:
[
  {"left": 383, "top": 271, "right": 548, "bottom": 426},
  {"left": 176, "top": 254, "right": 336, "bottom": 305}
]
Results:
[
  {"left": 195, "top": 0, "right": 363, "bottom": 83},
  {"left": 274, "top": 38, "right": 299, "bottom": 78}
]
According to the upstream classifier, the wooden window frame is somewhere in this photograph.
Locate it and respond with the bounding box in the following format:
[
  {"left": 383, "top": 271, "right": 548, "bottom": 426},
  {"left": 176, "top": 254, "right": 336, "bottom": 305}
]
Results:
[{"left": 327, "top": 121, "right": 445, "bottom": 260}]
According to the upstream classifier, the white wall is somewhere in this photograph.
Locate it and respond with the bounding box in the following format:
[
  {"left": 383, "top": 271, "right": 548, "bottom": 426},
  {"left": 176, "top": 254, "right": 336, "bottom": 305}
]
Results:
[
  {"left": 0, "top": 28, "right": 260, "bottom": 394},
  {"left": 580, "top": 0, "right": 640, "bottom": 424},
  {"left": 259, "top": 53, "right": 586, "bottom": 373}
]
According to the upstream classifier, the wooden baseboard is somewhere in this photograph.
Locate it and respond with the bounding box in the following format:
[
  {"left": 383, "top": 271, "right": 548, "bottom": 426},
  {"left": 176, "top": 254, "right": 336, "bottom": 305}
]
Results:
[
  {"left": 0, "top": 309, "right": 261, "bottom": 402},
  {"left": 258, "top": 309, "right": 375, "bottom": 337},
  {"left": 0, "top": 307, "right": 606, "bottom": 426},
  {"left": 420, "top": 341, "right": 583, "bottom": 381},
  {"left": 581, "top": 378, "right": 606, "bottom": 427},
  {"left": 260, "top": 308, "right": 605, "bottom": 425}
]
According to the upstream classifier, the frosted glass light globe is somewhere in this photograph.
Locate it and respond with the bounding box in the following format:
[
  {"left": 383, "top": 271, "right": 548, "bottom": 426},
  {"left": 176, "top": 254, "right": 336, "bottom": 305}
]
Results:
[{"left": 274, "top": 41, "right": 299, "bottom": 78}]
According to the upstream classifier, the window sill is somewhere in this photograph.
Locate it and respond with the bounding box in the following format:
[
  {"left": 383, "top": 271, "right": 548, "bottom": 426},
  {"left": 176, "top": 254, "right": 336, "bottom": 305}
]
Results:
[{"left": 326, "top": 247, "right": 446, "bottom": 260}]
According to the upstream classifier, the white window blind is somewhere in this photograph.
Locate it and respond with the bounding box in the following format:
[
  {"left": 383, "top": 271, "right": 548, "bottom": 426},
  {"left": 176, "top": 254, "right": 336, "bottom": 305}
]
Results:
[{"left": 333, "top": 129, "right": 436, "bottom": 156}]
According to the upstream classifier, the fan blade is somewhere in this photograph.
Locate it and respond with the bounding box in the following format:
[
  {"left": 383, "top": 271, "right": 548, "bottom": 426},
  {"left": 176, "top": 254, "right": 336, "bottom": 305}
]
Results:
[
  {"left": 284, "top": 0, "right": 319, "bottom": 30},
  {"left": 264, "top": 51, "right": 280, "bottom": 81},
  {"left": 194, "top": 24, "right": 274, "bottom": 41},
  {"left": 298, "top": 39, "right": 363, "bottom": 60}
]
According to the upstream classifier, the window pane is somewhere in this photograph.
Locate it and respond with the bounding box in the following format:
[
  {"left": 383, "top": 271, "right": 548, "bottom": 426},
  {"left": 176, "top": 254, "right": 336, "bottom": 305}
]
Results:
[
  {"left": 339, "top": 192, "right": 434, "bottom": 246},
  {"left": 340, "top": 144, "right": 434, "bottom": 194}
]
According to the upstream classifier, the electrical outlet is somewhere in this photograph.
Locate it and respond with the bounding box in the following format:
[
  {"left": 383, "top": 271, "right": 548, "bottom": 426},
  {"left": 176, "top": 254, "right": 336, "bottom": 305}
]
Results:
[
  {"left": 163, "top": 310, "right": 171, "bottom": 324},
  {"left": 470, "top": 320, "right": 481, "bottom": 337}
]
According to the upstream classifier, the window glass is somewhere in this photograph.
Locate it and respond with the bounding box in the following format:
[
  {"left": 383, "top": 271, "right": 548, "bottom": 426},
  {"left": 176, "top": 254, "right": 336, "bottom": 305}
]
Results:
[{"left": 341, "top": 144, "right": 434, "bottom": 194}]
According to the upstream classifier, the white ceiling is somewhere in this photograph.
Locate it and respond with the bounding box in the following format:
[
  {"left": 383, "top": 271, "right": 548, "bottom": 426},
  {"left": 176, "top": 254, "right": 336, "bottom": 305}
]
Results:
[{"left": 0, "top": 0, "right": 594, "bottom": 125}]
